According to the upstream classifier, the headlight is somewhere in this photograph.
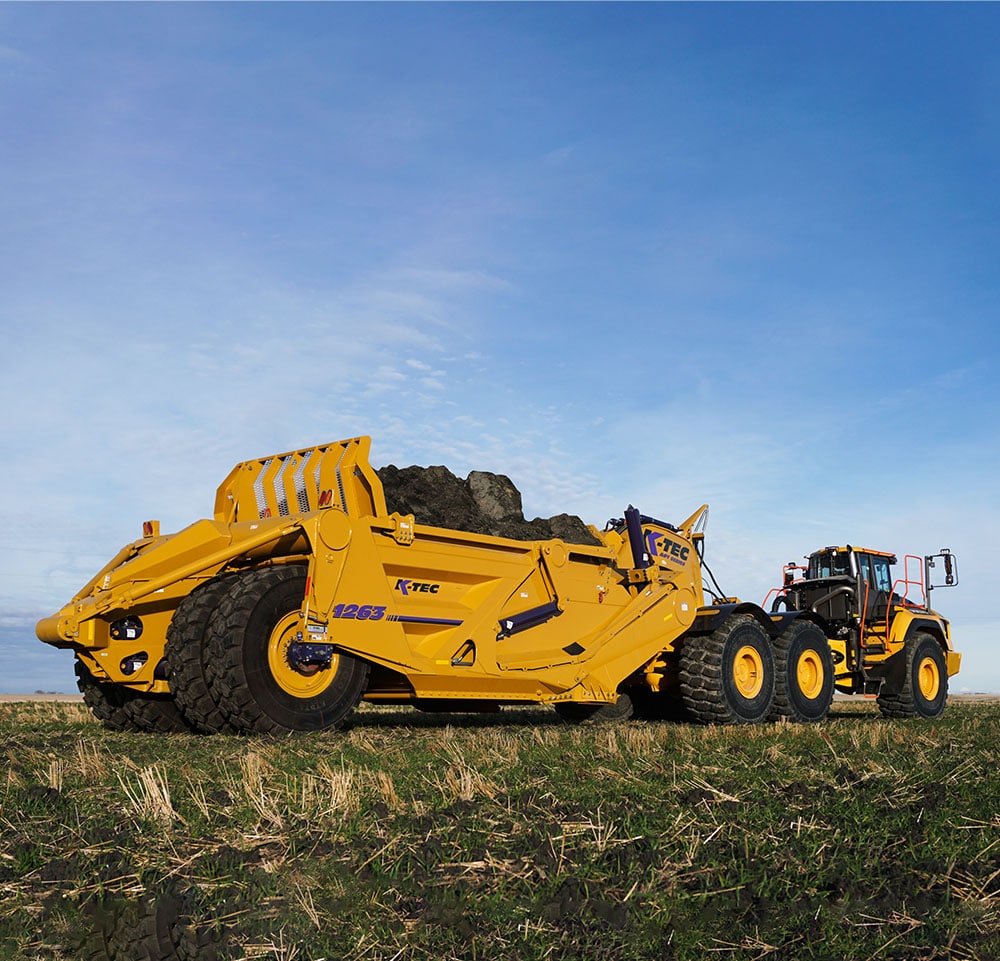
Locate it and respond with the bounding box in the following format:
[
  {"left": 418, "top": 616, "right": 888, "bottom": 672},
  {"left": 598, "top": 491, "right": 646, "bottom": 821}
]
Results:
[
  {"left": 120, "top": 652, "right": 148, "bottom": 676},
  {"left": 109, "top": 615, "right": 143, "bottom": 641}
]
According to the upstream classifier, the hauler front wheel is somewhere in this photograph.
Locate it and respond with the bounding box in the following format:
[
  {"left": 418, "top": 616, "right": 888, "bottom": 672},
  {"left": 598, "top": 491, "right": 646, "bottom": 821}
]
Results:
[
  {"left": 877, "top": 632, "right": 948, "bottom": 719},
  {"left": 769, "top": 620, "right": 835, "bottom": 723},
  {"left": 206, "top": 567, "right": 369, "bottom": 734},
  {"left": 679, "top": 614, "right": 775, "bottom": 724}
]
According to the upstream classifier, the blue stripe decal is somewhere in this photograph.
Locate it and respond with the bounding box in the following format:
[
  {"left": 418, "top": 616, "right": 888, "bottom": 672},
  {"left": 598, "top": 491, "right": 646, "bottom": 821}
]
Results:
[{"left": 388, "top": 615, "right": 464, "bottom": 626}]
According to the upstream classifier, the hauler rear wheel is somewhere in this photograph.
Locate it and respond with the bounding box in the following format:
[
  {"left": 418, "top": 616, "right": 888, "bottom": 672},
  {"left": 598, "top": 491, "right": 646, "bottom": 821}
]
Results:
[
  {"left": 877, "top": 632, "right": 948, "bottom": 719},
  {"left": 679, "top": 614, "right": 775, "bottom": 724},
  {"left": 206, "top": 567, "right": 369, "bottom": 734},
  {"left": 769, "top": 620, "right": 835, "bottom": 723}
]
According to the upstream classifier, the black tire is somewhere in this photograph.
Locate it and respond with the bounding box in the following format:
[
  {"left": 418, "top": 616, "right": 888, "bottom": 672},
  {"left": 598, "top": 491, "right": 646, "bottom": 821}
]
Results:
[
  {"left": 76, "top": 657, "right": 196, "bottom": 734},
  {"left": 554, "top": 693, "right": 634, "bottom": 724},
  {"left": 165, "top": 576, "right": 240, "bottom": 734},
  {"left": 75, "top": 658, "right": 140, "bottom": 731},
  {"left": 629, "top": 686, "right": 691, "bottom": 722},
  {"left": 877, "top": 632, "right": 948, "bottom": 719},
  {"left": 120, "top": 693, "right": 199, "bottom": 734},
  {"left": 769, "top": 620, "right": 835, "bottom": 723},
  {"left": 205, "top": 567, "right": 369, "bottom": 734},
  {"left": 679, "top": 614, "right": 775, "bottom": 724}
]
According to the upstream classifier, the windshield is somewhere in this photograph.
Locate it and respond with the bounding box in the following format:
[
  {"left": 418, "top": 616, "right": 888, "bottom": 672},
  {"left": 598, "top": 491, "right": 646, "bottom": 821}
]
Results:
[
  {"left": 856, "top": 553, "right": 893, "bottom": 592},
  {"left": 809, "top": 550, "right": 851, "bottom": 579}
]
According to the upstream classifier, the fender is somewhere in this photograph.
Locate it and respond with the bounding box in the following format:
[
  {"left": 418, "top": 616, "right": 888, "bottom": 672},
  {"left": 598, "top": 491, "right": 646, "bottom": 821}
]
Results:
[
  {"left": 890, "top": 609, "right": 951, "bottom": 648},
  {"left": 691, "top": 601, "right": 792, "bottom": 638}
]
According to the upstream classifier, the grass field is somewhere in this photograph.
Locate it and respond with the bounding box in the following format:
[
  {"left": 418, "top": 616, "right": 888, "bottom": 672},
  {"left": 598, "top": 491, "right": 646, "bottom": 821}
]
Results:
[{"left": 2, "top": 699, "right": 1000, "bottom": 960}]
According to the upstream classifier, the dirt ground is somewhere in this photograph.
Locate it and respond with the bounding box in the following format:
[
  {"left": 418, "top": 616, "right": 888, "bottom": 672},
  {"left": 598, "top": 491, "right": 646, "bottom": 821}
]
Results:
[{"left": 0, "top": 693, "right": 83, "bottom": 702}]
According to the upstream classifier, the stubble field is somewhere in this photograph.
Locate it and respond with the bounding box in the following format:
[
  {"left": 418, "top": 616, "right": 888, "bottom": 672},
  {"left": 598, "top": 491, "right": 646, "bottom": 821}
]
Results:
[{"left": 2, "top": 698, "right": 999, "bottom": 960}]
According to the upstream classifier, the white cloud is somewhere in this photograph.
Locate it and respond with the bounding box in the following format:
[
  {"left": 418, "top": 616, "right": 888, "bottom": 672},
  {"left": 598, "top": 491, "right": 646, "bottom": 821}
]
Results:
[{"left": 542, "top": 145, "right": 576, "bottom": 165}]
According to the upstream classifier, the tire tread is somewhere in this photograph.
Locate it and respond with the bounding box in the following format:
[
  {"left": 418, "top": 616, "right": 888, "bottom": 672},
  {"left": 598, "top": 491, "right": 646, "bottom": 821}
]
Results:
[
  {"left": 205, "top": 567, "right": 368, "bottom": 734},
  {"left": 679, "top": 614, "right": 775, "bottom": 724},
  {"left": 165, "top": 576, "right": 239, "bottom": 734}
]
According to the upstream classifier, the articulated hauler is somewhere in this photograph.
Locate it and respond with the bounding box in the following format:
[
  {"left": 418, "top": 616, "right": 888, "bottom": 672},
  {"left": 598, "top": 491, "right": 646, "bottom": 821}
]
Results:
[{"left": 36, "top": 436, "right": 961, "bottom": 733}]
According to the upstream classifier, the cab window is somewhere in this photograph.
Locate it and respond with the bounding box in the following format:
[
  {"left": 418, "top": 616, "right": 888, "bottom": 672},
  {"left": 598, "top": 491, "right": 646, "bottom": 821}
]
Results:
[
  {"left": 855, "top": 553, "right": 892, "bottom": 592},
  {"left": 810, "top": 550, "right": 850, "bottom": 578},
  {"left": 870, "top": 555, "right": 892, "bottom": 593}
]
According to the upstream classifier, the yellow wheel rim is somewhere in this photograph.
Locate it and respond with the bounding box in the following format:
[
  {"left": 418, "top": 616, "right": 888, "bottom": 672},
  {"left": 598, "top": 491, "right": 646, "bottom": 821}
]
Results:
[
  {"left": 917, "top": 655, "right": 940, "bottom": 702},
  {"left": 733, "top": 645, "right": 764, "bottom": 699},
  {"left": 796, "top": 649, "right": 825, "bottom": 700},
  {"left": 267, "top": 611, "right": 339, "bottom": 698}
]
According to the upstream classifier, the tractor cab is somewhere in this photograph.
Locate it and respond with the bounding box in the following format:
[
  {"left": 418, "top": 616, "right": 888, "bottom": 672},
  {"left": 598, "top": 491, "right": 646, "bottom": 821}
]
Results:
[
  {"left": 778, "top": 546, "right": 903, "bottom": 631},
  {"left": 815, "top": 547, "right": 898, "bottom": 625},
  {"left": 770, "top": 545, "right": 959, "bottom": 700}
]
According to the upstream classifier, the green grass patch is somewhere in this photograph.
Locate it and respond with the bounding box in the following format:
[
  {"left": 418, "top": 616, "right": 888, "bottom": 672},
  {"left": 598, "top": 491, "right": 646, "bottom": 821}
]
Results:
[{"left": 2, "top": 700, "right": 1000, "bottom": 959}]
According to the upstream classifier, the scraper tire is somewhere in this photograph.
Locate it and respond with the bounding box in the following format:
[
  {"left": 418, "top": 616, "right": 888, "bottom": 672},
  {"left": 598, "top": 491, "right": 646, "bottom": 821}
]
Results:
[
  {"left": 166, "top": 575, "right": 240, "bottom": 734},
  {"left": 75, "top": 658, "right": 141, "bottom": 731},
  {"left": 121, "top": 693, "right": 199, "bottom": 734},
  {"left": 206, "top": 567, "right": 369, "bottom": 734},
  {"left": 86, "top": 888, "right": 226, "bottom": 961}
]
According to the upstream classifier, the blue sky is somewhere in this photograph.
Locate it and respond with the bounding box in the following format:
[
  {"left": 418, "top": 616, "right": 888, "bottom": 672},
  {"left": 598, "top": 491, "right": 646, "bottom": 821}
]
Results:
[{"left": 2, "top": 3, "right": 998, "bottom": 693}]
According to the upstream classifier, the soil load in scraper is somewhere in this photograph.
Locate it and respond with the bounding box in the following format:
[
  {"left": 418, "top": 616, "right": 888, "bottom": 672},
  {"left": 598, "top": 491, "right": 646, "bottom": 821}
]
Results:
[{"left": 36, "top": 435, "right": 961, "bottom": 733}]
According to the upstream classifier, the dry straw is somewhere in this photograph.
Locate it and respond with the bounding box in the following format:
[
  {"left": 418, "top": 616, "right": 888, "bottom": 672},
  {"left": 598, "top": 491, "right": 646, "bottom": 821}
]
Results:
[{"left": 116, "top": 763, "right": 181, "bottom": 826}]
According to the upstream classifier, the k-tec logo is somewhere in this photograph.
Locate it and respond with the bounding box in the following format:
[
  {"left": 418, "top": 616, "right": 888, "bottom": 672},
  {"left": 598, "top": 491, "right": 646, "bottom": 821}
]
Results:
[
  {"left": 395, "top": 578, "right": 441, "bottom": 596},
  {"left": 646, "top": 532, "right": 690, "bottom": 564}
]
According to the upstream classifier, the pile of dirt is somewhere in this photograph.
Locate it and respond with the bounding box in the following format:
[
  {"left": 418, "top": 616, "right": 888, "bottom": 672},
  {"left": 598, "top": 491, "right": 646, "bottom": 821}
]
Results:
[{"left": 376, "top": 465, "right": 602, "bottom": 547}]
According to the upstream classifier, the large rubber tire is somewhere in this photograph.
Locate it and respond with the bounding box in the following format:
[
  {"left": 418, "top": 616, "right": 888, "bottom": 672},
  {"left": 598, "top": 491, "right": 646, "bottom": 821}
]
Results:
[
  {"left": 76, "top": 658, "right": 138, "bottom": 731},
  {"left": 628, "top": 662, "right": 690, "bottom": 721},
  {"left": 679, "top": 614, "right": 775, "bottom": 724},
  {"left": 769, "top": 620, "right": 835, "bottom": 723},
  {"left": 120, "top": 693, "right": 198, "bottom": 734},
  {"left": 205, "top": 567, "right": 370, "bottom": 734},
  {"left": 877, "top": 632, "right": 948, "bottom": 719},
  {"left": 165, "top": 576, "right": 240, "bottom": 734},
  {"left": 554, "top": 693, "right": 634, "bottom": 724},
  {"left": 75, "top": 659, "right": 194, "bottom": 733}
]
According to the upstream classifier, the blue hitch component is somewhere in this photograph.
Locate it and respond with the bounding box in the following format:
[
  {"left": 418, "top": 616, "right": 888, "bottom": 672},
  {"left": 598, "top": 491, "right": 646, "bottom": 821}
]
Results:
[
  {"left": 497, "top": 600, "right": 562, "bottom": 639},
  {"left": 287, "top": 638, "right": 335, "bottom": 672}
]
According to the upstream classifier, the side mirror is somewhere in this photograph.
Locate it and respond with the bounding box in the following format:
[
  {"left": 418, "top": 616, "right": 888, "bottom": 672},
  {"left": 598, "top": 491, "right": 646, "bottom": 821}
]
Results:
[{"left": 926, "top": 550, "right": 958, "bottom": 591}]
